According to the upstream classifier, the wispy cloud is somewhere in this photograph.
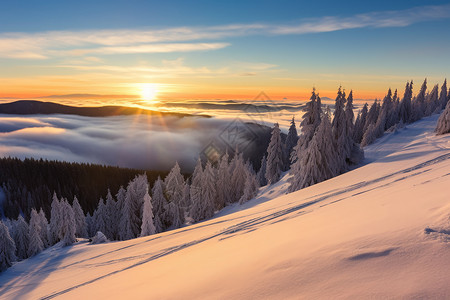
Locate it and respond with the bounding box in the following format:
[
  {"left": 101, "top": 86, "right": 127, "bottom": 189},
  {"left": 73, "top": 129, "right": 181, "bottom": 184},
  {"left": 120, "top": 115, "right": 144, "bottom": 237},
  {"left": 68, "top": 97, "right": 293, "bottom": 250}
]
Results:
[{"left": 0, "top": 4, "right": 448, "bottom": 60}]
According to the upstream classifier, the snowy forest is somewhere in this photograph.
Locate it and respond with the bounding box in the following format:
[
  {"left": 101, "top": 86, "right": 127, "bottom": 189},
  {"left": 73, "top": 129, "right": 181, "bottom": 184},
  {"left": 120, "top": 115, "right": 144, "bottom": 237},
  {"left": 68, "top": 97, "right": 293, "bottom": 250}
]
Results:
[{"left": 1, "top": 78, "right": 450, "bottom": 272}]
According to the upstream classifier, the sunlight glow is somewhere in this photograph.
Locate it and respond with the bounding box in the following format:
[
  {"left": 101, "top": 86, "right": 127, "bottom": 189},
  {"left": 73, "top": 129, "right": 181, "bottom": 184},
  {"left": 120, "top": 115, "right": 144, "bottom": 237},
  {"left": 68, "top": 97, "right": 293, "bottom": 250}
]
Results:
[{"left": 139, "top": 83, "right": 159, "bottom": 103}]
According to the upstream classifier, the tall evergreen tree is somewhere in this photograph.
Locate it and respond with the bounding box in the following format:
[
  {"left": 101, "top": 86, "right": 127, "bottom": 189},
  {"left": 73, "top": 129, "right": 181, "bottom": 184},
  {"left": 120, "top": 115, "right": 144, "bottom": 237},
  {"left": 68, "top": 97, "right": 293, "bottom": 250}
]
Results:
[
  {"left": 436, "top": 99, "right": 450, "bottom": 135},
  {"left": 332, "top": 87, "right": 348, "bottom": 172},
  {"left": 291, "top": 89, "right": 322, "bottom": 165},
  {"left": 93, "top": 198, "right": 107, "bottom": 236},
  {"left": 283, "top": 117, "right": 298, "bottom": 170},
  {"left": 58, "top": 199, "right": 77, "bottom": 246},
  {"left": 425, "top": 84, "right": 439, "bottom": 116},
  {"left": 49, "top": 192, "right": 61, "bottom": 245},
  {"left": 140, "top": 190, "right": 156, "bottom": 237},
  {"left": 289, "top": 109, "right": 338, "bottom": 192},
  {"left": 265, "top": 123, "right": 283, "bottom": 184},
  {"left": 38, "top": 208, "right": 49, "bottom": 247},
  {"left": 216, "top": 153, "right": 231, "bottom": 210},
  {"left": 12, "top": 215, "right": 30, "bottom": 260},
  {"left": 119, "top": 174, "right": 148, "bottom": 240},
  {"left": 399, "top": 81, "right": 413, "bottom": 123},
  {"left": 189, "top": 159, "right": 204, "bottom": 221},
  {"left": 151, "top": 177, "right": 166, "bottom": 233},
  {"left": 164, "top": 162, "right": 185, "bottom": 228},
  {"left": 239, "top": 163, "right": 259, "bottom": 204},
  {"left": 353, "top": 103, "right": 368, "bottom": 143},
  {"left": 72, "top": 196, "right": 87, "bottom": 238},
  {"left": 200, "top": 161, "right": 217, "bottom": 221},
  {"left": 28, "top": 209, "right": 44, "bottom": 257},
  {"left": 0, "top": 220, "right": 16, "bottom": 272},
  {"left": 439, "top": 79, "right": 448, "bottom": 110},
  {"left": 230, "top": 152, "right": 246, "bottom": 203},
  {"left": 256, "top": 155, "right": 268, "bottom": 186},
  {"left": 104, "top": 190, "right": 117, "bottom": 240},
  {"left": 412, "top": 78, "right": 427, "bottom": 121}
]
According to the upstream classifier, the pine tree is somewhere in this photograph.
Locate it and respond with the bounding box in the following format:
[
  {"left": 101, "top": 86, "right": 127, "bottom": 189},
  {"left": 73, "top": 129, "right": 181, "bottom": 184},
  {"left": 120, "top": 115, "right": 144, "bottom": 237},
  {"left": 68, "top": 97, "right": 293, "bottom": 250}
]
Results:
[
  {"left": 230, "top": 152, "right": 246, "bottom": 202},
  {"left": 291, "top": 89, "right": 322, "bottom": 165},
  {"left": 93, "top": 198, "right": 107, "bottom": 236},
  {"left": 289, "top": 109, "right": 338, "bottom": 192},
  {"left": 353, "top": 103, "right": 368, "bottom": 143},
  {"left": 435, "top": 99, "right": 450, "bottom": 135},
  {"left": 0, "top": 220, "right": 16, "bottom": 271},
  {"left": 412, "top": 78, "right": 427, "bottom": 121},
  {"left": 38, "top": 208, "right": 49, "bottom": 247},
  {"left": 216, "top": 153, "right": 231, "bottom": 210},
  {"left": 72, "top": 196, "right": 87, "bottom": 238},
  {"left": 85, "top": 212, "right": 94, "bottom": 238},
  {"left": 151, "top": 177, "right": 166, "bottom": 233},
  {"left": 200, "top": 161, "right": 217, "bottom": 221},
  {"left": 332, "top": 87, "right": 348, "bottom": 172},
  {"left": 439, "top": 79, "right": 448, "bottom": 110},
  {"left": 114, "top": 186, "right": 126, "bottom": 239},
  {"left": 364, "top": 99, "right": 380, "bottom": 133},
  {"left": 425, "top": 84, "right": 439, "bottom": 116},
  {"left": 12, "top": 215, "right": 30, "bottom": 260},
  {"left": 283, "top": 117, "right": 298, "bottom": 170},
  {"left": 49, "top": 192, "right": 61, "bottom": 245},
  {"left": 28, "top": 209, "right": 44, "bottom": 257},
  {"left": 164, "top": 163, "right": 185, "bottom": 228},
  {"left": 119, "top": 174, "right": 148, "bottom": 240},
  {"left": 239, "top": 163, "right": 259, "bottom": 204},
  {"left": 399, "top": 81, "right": 413, "bottom": 124},
  {"left": 104, "top": 190, "right": 117, "bottom": 240},
  {"left": 59, "top": 199, "right": 76, "bottom": 246},
  {"left": 265, "top": 123, "right": 283, "bottom": 184},
  {"left": 361, "top": 123, "right": 377, "bottom": 147},
  {"left": 256, "top": 155, "right": 268, "bottom": 186},
  {"left": 140, "top": 190, "right": 156, "bottom": 237}
]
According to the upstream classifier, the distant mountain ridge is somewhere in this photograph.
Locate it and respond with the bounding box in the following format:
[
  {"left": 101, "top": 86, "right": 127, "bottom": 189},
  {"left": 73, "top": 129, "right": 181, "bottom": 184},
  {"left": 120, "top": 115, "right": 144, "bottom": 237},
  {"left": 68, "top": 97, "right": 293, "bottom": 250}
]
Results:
[{"left": 0, "top": 100, "right": 206, "bottom": 118}]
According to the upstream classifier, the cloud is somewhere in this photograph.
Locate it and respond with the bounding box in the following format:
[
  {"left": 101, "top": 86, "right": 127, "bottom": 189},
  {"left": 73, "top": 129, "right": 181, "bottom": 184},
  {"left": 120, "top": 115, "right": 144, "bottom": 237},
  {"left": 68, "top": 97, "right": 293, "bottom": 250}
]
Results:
[
  {"left": 0, "top": 114, "right": 237, "bottom": 172},
  {"left": 0, "top": 4, "right": 448, "bottom": 60}
]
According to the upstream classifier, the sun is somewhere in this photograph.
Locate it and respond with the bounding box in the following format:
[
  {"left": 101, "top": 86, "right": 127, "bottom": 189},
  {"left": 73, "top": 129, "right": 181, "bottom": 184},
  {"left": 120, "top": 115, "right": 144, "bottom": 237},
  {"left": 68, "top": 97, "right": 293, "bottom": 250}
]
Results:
[{"left": 139, "top": 83, "right": 159, "bottom": 103}]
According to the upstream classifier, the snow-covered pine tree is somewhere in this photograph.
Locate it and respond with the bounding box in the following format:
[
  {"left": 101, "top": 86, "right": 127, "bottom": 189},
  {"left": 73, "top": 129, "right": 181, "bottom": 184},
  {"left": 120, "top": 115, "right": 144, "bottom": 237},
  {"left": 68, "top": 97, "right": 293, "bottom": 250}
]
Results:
[
  {"left": 361, "top": 123, "right": 377, "bottom": 147},
  {"left": 353, "top": 103, "right": 368, "bottom": 144},
  {"left": 151, "top": 177, "right": 166, "bottom": 233},
  {"left": 239, "top": 162, "right": 259, "bottom": 204},
  {"left": 425, "top": 84, "right": 439, "bottom": 116},
  {"left": 38, "top": 208, "right": 49, "bottom": 247},
  {"left": 85, "top": 212, "right": 94, "bottom": 238},
  {"left": 289, "top": 108, "right": 338, "bottom": 192},
  {"left": 104, "top": 190, "right": 117, "bottom": 240},
  {"left": 119, "top": 174, "right": 148, "bottom": 240},
  {"left": 265, "top": 123, "right": 283, "bottom": 184},
  {"left": 200, "top": 161, "right": 217, "bottom": 221},
  {"left": 398, "top": 81, "right": 413, "bottom": 124},
  {"left": 439, "top": 79, "right": 448, "bottom": 110},
  {"left": 230, "top": 152, "right": 246, "bottom": 202},
  {"left": 256, "top": 155, "right": 267, "bottom": 186},
  {"left": 140, "top": 189, "right": 156, "bottom": 237},
  {"left": 28, "top": 209, "right": 44, "bottom": 257},
  {"left": 0, "top": 220, "right": 16, "bottom": 271},
  {"left": 72, "top": 196, "right": 87, "bottom": 238},
  {"left": 291, "top": 89, "right": 322, "bottom": 165},
  {"left": 164, "top": 162, "right": 185, "bottom": 229},
  {"left": 181, "top": 183, "right": 191, "bottom": 209},
  {"left": 93, "top": 197, "right": 107, "bottom": 236},
  {"left": 12, "top": 215, "right": 30, "bottom": 260},
  {"left": 379, "top": 88, "right": 394, "bottom": 131},
  {"left": 412, "top": 78, "right": 427, "bottom": 122},
  {"left": 283, "top": 117, "right": 298, "bottom": 170},
  {"left": 331, "top": 87, "right": 348, "bottom": 172},
  {"left": 435, "top": 99, "right": 450, "bottom": 135},
  {"left": 49, "top": 192, "right": 62, "bottom": 245},
  {"left": 114, "top": 186, "right": 126, "bottom": 239},
  {"left": 59, "top": 199, "right": 77, "bottom": 246},
  {"left": 216, "top": 153, "right": 231, "bottom": 210},
  {"left": 363, "top": 99, "right": 380, "bottom": 134}
]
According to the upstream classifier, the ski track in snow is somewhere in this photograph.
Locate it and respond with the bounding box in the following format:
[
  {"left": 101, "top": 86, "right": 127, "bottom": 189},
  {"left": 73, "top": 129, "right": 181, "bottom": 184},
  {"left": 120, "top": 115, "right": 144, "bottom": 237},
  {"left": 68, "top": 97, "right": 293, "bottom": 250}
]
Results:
[{"left": 36, "top": 151, "right": 450, "bottom": 299}]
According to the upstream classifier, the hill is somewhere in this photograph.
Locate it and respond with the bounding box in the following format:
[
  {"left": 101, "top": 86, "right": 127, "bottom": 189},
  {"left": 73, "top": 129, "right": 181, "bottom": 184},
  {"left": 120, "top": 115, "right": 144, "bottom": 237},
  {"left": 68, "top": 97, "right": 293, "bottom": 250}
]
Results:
[
  {"left": 0, "top": 114, "right": 449, "bottom": 299},
  {"left": 0, "top": 100, "right": 205, "bottom": 118}
]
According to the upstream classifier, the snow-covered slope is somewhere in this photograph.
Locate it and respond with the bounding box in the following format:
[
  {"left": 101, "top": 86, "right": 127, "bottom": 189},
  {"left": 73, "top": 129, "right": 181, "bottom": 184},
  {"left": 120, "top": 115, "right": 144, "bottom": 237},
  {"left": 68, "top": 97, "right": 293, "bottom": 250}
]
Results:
[{"left": 1, "top": 114, "right": 450, "bottom": 299}]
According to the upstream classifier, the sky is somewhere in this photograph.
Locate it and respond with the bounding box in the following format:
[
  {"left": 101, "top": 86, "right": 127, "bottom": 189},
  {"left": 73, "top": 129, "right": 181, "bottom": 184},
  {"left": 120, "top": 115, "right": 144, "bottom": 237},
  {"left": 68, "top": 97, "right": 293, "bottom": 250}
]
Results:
[{"left": 1, "top": 0, "right": 450, "bottom": 105}]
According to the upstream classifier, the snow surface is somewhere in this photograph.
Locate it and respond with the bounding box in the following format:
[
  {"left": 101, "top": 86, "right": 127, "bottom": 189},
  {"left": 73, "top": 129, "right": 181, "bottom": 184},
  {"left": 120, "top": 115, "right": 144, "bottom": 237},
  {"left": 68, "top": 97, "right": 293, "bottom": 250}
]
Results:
[{"left": 1, "top": 114, "right": 450, "bottom": 299}]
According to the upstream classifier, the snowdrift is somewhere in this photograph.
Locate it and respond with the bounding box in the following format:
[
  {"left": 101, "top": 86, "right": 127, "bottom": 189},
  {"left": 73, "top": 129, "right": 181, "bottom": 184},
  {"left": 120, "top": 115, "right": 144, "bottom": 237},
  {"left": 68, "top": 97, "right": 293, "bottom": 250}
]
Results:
[{"left": 1, "top": 114, "right": 450, "bottom": 299}]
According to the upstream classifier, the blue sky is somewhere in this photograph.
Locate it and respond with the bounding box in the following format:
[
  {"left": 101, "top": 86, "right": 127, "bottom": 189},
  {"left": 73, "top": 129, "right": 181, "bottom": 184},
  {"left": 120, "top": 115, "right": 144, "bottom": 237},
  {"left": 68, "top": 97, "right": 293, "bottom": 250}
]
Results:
[{"left": 0, "top": 0, "right": 449, "bottom": 101}]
